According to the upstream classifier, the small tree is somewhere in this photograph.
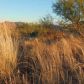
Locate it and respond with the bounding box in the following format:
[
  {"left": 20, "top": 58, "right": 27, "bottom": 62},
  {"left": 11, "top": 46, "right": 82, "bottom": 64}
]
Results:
[
  {"left": 39, "top": 14, "right": 53, "bottom": 27},
  {"left": 53, "top": 0, "right": 84, "bottom": 25}
]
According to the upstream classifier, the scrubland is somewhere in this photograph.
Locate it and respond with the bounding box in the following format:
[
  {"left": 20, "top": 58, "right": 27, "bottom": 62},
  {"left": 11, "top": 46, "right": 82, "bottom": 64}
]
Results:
[{"left": 0, "top": 22, "right": 84, "bottom": 84}]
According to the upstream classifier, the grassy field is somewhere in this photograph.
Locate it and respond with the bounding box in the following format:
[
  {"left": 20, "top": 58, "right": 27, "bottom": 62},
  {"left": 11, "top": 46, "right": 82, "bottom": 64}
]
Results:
[{"left": 0, "top": 22, "right": 84, "bottom": 84}]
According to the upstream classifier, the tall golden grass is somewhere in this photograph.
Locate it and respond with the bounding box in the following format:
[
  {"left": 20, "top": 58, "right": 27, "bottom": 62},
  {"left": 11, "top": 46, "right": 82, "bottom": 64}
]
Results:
[
  {"left": 0, "top": 22, "right": 84, "bottom": 84},
  {"left": 0, "top": 22, "right": 18, "bottom": 77},
  {"left": 24, "top": 35, "right": 84, "bottom": 84}
]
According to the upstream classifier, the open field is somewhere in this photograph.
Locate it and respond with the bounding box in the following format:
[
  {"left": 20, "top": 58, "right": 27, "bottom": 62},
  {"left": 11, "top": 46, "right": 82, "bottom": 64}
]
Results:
[{"left": 0, "top": 22, "right": 84, "bottom": 84}]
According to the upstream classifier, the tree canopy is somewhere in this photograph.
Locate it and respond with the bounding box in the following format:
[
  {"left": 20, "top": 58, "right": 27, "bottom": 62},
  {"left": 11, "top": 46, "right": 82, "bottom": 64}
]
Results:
[{"left": 53, "top": 0, "right": 84, "bottom": 24}]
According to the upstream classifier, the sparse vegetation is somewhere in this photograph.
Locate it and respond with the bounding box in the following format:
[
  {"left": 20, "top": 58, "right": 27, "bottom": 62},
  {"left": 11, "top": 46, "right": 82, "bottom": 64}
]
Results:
[
  {"left": 0, "top": 1, "right": 84, "bottom": 84},
  {"left": 0, "top": 21, "right": 84, "bottom": 84}
]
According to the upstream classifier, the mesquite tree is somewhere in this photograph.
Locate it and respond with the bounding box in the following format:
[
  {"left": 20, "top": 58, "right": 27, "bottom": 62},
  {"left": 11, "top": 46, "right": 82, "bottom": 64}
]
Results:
[{"left": 53, "top": 0, "right": 84, "bottom": 27}]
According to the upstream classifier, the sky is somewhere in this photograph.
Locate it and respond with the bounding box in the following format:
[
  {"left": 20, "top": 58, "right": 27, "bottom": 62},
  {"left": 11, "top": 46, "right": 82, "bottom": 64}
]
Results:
[{"left": 0, "top": 0, "right": 59, "bottom": 22}]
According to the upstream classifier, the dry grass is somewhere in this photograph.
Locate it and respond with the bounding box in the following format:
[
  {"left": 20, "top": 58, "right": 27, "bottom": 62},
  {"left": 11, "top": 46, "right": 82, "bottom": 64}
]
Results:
[
  {"left": 0, "top": 22, "right": 18, "bottom": 77},
  {"left": 23, "top": 35, "right": 84, "bottom": 84},
  {"left": 0, "top": 22, "right": 84, "bottom": 84}
]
